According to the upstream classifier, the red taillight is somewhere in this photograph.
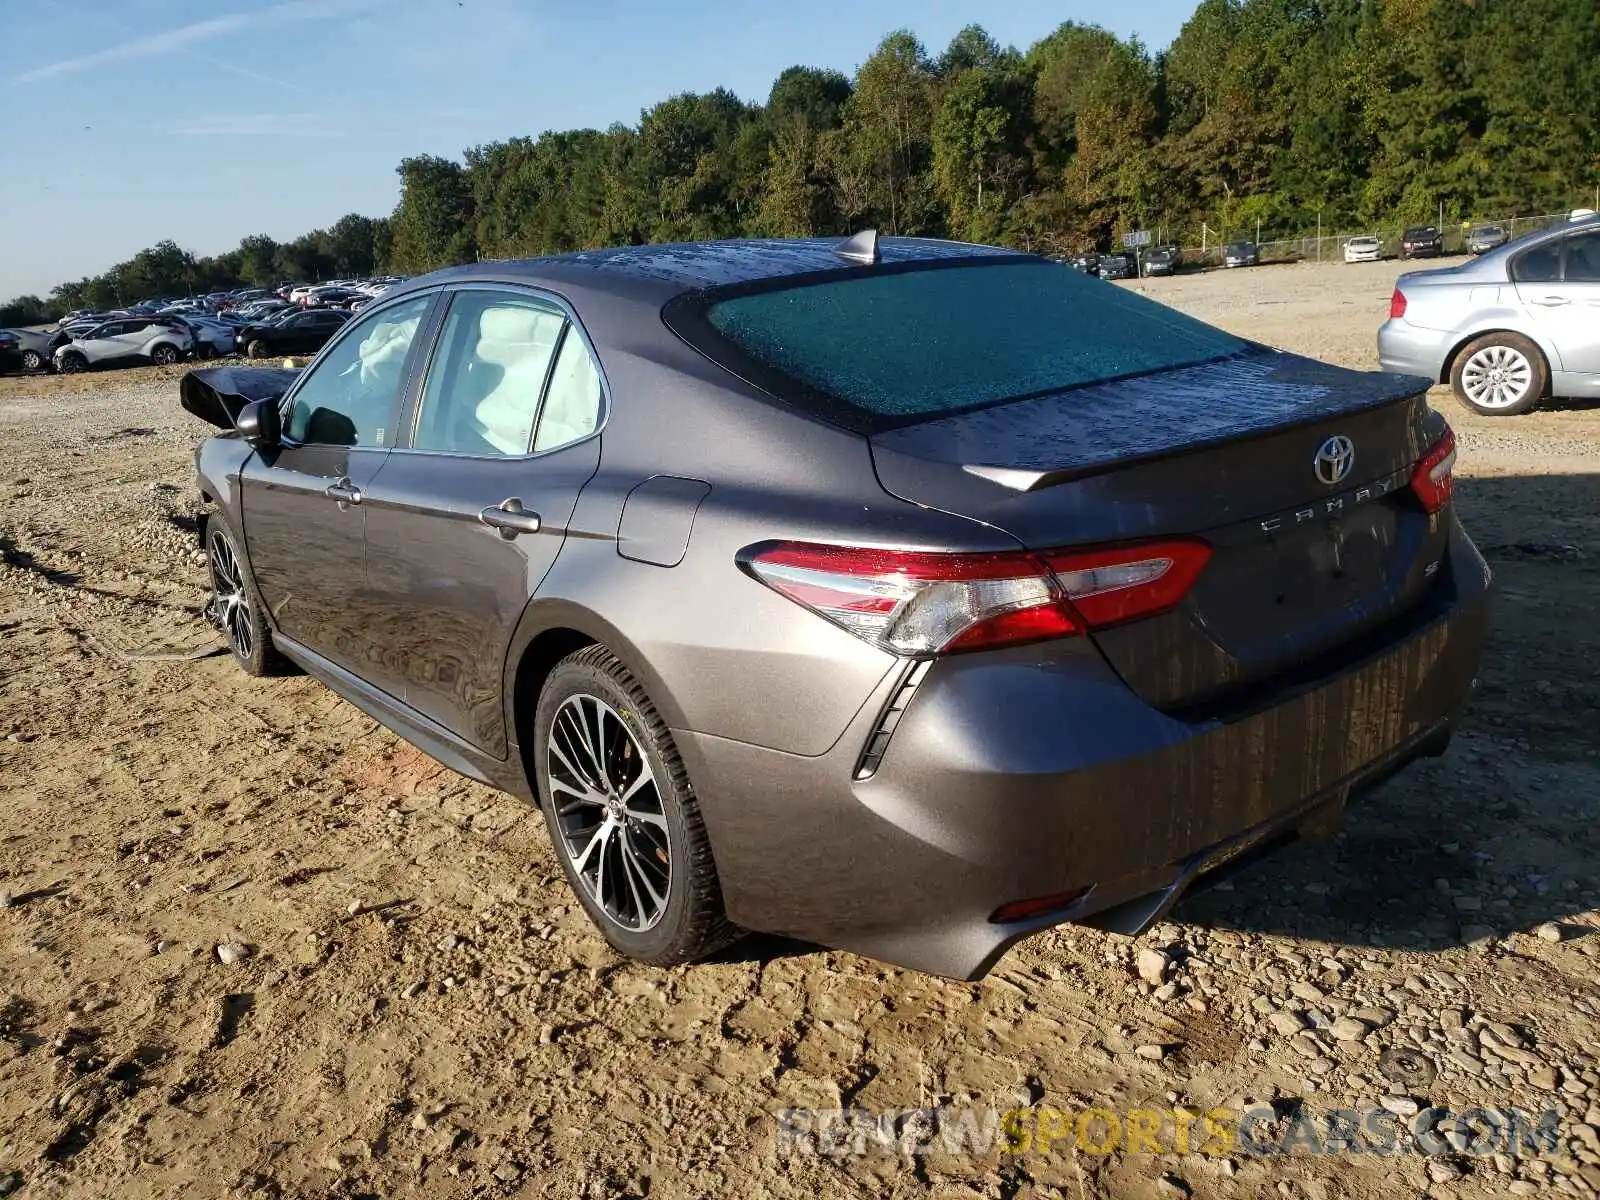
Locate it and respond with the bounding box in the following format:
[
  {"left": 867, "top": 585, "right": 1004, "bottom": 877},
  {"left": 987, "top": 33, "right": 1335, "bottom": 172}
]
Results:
[
  {"left": 1410, "top": 423, "right": 1456, "bottom": 513},
  {"left": 1389, "top": 288, "right": 1407, "bottom": 319},
  {"left": 741, "top": 538, "right": 1211, "bottom": 656}
]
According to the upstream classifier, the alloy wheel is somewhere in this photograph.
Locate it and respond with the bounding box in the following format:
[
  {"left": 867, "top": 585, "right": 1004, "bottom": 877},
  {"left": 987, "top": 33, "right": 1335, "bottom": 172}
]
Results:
[
  {"left": 152, "top": 345, "right": 178, "bottom": 366},
  {"left": 1460, "top": 344, "right": 1533, "bottom": 410},
  {"left": 21, "top": 350, "right": 41, "bottom": 372},
  {"left": 208, "top": 528, "right": 254, "bottom": 660},
  {"left": 546, "top": 693, "right": 672, "bottom": 932}
]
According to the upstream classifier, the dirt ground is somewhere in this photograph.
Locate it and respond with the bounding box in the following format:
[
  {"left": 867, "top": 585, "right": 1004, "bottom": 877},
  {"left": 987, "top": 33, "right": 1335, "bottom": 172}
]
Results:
[{"left": 0, "top": 258, "right": 1597, "bottom": 1200}]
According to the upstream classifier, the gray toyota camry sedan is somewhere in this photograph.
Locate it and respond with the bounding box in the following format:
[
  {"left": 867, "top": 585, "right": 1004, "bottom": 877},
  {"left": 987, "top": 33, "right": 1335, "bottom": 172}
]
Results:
[{"left": 182, "top": 234, "right": 1490, "bottom": 979}]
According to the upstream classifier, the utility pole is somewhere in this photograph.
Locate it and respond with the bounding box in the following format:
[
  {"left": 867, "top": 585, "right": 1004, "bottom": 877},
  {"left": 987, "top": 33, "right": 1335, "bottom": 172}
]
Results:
[{"left": 1317, "top": 210, "right": 1322, "bottom": 262}]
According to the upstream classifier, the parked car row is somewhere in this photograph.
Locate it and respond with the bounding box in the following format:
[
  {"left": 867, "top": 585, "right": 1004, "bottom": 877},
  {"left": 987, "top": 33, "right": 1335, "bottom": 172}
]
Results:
[
  {"left": 1058, "top": 245, "right": 1197, "bottom": 280},
  {"left": 1, "top": 277, "right": 402, "bottom": 376}
]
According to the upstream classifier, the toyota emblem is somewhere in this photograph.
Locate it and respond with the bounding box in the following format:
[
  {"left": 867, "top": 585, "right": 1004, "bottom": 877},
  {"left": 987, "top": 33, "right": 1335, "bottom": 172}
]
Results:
[{"left": 1313, "top": 435, "right": 1355, "bottom": 485}]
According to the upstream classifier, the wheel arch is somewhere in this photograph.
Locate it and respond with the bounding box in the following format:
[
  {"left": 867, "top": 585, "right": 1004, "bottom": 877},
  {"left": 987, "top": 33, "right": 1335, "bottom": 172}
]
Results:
[
  {"left": 502, "top": 599, "right": 692, "bottom": 803},
  {"left": 1440, "top": 326, "right": 1554, "bottom": 387}
]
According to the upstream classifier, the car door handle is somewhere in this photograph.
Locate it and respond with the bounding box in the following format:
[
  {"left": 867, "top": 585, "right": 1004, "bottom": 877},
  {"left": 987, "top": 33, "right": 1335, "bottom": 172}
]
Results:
[
  {"left": 1530, "top": 296, "right": 1571, "bottom": 307},
  {"left": 479, "top": 497, "right": 542, "bottom": 539},
  {"left": 324, "top": 477, "right": 362, "bottom": 506}
]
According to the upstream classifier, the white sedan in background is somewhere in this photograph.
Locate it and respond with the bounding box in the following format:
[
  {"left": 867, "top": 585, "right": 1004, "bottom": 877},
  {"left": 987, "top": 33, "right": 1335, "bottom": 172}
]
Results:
[{"left": 1344, "top": 235, "right": 1382, "bottom": 263}]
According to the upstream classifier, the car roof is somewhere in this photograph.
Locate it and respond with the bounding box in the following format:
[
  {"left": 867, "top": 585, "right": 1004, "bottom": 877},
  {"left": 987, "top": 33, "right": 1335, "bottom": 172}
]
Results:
[{"left": 389, "top": 236, "right": 1023, "bottom": 304}]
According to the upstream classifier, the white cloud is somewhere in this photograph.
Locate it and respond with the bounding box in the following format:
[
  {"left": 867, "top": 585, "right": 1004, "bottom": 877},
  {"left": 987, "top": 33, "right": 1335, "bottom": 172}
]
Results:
[{"left": 11, "top": 0, "right": 377, "bottom": 86}]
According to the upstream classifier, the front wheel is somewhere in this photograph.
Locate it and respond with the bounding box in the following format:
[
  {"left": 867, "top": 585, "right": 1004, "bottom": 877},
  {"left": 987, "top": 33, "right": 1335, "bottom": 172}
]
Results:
[
  {"left": 247, "top": 340, "right": 267, "bottom": 360},
  {"left": 204, "top": 515, "right": 285, "bottom": 676},
  {"left": 534, "top": 646, "right": 739, "bottom": 966},
  {"left": 57, "top": 351, "right": 87, "bottom": 374},
  {"left": 1451, "top": 333, "right": 1547, "bottom": 417}
]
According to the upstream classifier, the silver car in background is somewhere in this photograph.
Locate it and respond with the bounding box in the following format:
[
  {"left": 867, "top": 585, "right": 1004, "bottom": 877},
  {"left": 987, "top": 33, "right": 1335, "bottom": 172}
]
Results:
[
  {"left": 1379, "top": 212, "right": 1600, "bottom": 415},
  {"left": 1466, "top": 225, "right": 1509, "bottom": 255}
]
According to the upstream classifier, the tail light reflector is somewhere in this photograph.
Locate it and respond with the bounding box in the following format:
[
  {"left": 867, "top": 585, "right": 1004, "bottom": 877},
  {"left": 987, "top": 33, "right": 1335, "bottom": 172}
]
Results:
[
  {"left": 741, "top": 538, "right": 1211, "bottom": 656},
  {"left": 1389, "top": 288, "right": 1407, "bottom": 319},
  {"left": 991, "top": 886, "right": 1094, "bottom": 924},
  {"left": 1410, "top": 423, "right": 1456, "bottom": 512}
]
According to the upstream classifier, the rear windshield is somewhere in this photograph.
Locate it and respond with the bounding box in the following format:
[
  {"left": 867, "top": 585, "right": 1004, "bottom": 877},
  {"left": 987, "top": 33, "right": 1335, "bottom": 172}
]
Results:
[{"left": 684, "top": 259, "right": 1246, "bottom": 428}]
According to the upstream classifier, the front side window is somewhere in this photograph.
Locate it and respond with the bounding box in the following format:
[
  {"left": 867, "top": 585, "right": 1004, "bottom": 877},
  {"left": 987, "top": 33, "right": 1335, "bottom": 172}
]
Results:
[
  {"left": 284, "top": 294, "right": 432, "bottom": 447},
  {"left": 684, "top": 259, "right": 1246, "bottom": 428}
]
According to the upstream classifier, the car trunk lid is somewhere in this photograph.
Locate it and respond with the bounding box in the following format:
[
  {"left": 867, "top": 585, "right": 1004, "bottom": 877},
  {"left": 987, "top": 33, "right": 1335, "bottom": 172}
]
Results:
[{"left": 870, "top": 349, "right": 1447, "bottom": 711}]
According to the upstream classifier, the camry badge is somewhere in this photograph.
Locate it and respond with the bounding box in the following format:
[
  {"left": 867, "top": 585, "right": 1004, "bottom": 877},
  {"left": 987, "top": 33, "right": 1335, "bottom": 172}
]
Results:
[{"left": 1313, "top": 435, "right": 1355, "bottom": 486}]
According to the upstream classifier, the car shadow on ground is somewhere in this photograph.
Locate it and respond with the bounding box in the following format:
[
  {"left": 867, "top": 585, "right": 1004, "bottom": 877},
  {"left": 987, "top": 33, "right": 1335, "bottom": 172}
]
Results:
[
  {"left": 1175, "top": 469, "right": 1598, "bottom": 952},
  {"left": 1536, "top": 394, "right": 1600, "bottom": 414}
]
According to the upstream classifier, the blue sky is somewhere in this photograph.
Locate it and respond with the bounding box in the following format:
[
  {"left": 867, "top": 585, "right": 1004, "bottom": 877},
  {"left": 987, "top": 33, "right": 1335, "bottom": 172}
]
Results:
[{"left": 0, "top": 0, "right": 1196, "bottom": 300}]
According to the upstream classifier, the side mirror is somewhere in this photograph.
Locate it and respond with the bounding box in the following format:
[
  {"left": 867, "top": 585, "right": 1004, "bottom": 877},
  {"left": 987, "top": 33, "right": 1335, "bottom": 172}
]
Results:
[{"left": 235, "top": 398, "right": 281, "bottom": 449}]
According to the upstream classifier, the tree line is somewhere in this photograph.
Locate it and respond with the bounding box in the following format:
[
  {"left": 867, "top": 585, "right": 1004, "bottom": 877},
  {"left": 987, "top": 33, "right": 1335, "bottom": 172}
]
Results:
[{"left": 7, "top": 0, "right": 1598, "bottom": 325}]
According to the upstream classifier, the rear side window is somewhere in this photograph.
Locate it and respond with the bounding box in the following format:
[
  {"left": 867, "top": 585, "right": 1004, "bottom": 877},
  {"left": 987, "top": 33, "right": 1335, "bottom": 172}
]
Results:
[
  {"left": 413, "top": 292, "right": 565, "bottom": 456},
  {"left": 683, "top": 260, "right": 1245, "bottom": 428},
  {"left": 1562, "top": 232, "right": 1600, "bottom": 282},
  {"left": 534, "top": 329, "right": 603, "bottom": 451},
  {"left": 1513, "top": 242, "right": 1562, "bottom": 283}
]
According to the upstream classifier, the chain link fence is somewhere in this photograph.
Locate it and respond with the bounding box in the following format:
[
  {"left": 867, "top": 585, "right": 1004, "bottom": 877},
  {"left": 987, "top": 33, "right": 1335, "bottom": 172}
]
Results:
[{"left": 1173, "top": 209, "right": 1583, "bottom": 270}]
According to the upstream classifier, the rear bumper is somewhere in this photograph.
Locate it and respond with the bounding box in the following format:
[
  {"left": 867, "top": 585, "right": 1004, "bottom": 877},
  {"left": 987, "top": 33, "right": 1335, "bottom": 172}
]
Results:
[
  {"left": 680, "top": 517, "right": 1491, "bottom": 979},
  {"left": 1378, "top": 319, "right": 1453, "bottom": 381}
]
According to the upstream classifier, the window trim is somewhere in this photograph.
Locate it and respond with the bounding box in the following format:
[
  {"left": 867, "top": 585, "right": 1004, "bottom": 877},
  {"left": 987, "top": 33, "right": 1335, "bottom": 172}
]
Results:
[
  {"left": 276, "top": 289, "right": 446, "bottom": 452},
  {"left": 391, "top": 282, "right": 611, "bottom": 462}
]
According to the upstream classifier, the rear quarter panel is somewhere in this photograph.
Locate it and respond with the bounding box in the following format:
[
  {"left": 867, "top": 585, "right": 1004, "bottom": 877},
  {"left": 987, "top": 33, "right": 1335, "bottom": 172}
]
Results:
[
  {"left": 499, "top": 287, "right": 1022, "bottom": 758},
  {"left": 1400, "top": 278, "right": 1560, "bottom": 372}
]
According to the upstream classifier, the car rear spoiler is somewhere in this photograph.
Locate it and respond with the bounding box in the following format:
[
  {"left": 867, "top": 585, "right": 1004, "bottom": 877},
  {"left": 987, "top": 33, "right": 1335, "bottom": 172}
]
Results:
[{"left": 179, "top": 366, "right": 300, "bottom": 430}]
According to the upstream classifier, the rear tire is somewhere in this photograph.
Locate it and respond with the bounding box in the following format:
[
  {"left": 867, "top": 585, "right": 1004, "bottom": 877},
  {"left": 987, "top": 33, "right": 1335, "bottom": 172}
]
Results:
[
  {"left": 150, "top": 343, "right": 179, "bottom": 366},
  {"left": 20, "top": 350, "right": 42, "bottom": 372},
  {"left": 534, "top": 646, "right": 739, "bottom": 966},
  {"left": 204, "top": 514, "right": 285, "bottom": 677},
  {"left": 1450, "top": 332, "right": 1547, "bottom": 417},
  {"left": 57, "top": 351, "right": 87, "bottom": 374}
]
